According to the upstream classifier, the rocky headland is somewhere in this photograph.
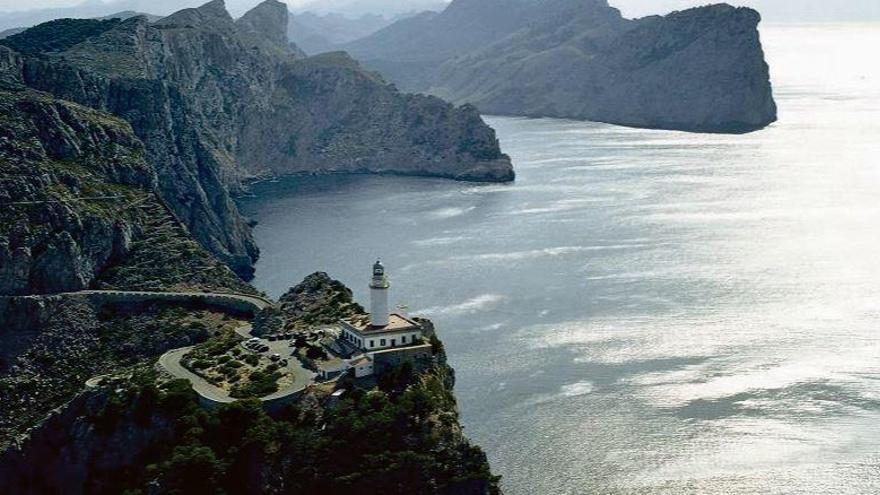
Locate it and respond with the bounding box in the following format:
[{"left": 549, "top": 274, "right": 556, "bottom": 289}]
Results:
[
  {"left": 1, "top": 0, "right": 513, "bottom": 279},
  {"left": 0, "top": 2, "right": 506, "bottom": 491},
  {"left": 346, "top": 0, "right": 777, "bottom": 133},
  {"left": 0, "top": 273, "right": 499, "bottom": 494}
]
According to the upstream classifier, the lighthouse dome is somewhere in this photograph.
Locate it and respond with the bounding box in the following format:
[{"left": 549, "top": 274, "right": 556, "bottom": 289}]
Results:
[{"left": 373, "top": 259, "right": 384, "bottom": 276}]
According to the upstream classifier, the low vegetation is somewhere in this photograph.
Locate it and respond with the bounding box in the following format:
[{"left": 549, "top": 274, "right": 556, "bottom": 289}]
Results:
[
  {"left": 94, "top": 197, "right": 259, "bottom": 295},
  {"left": 181, "top": 327, "right": 290, "bottom": 399},
  {"left": 228, "top": 368, "right": 283, "bottom": 399},
  {"left": 256, "top": 273, "right": 365, "bottom": 335},
  {"left": 0, "top": 301, "right": 239, "bottom": 447},
  {"left": 85, "top": 364, "right": 500, "bottom": 494}
]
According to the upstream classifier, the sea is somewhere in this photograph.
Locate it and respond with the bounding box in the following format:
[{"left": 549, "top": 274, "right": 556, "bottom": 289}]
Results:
[{"left": 238, "top": 24, "right": 880, "bottom": 494}]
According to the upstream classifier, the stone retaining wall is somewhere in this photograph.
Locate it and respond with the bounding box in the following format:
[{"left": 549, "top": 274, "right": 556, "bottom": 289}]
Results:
[
  {"left": 370, "top": 343, "right": 433, "bottom": 373},
  {"left": 79, "top": 291, "right": 272, "bottom": 317}
]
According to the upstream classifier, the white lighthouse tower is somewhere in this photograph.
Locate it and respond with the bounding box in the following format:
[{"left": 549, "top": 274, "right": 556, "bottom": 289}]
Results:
[{"left": 369, "top": 259, "right": 390, "bottom": 327}]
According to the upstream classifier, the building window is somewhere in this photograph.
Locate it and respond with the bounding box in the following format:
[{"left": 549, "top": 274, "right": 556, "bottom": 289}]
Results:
[
  {"left": 401, "top": 335, "right": 407, "bottom": 344},
  {"left": 380, "top": 339, "right": 386, "bottom": 346},
  {"left": 391, "top": 339, "right": 396, "bottom": 347},
  {"left": 369, "top": 340, "right": 375, "bottom": 348}
]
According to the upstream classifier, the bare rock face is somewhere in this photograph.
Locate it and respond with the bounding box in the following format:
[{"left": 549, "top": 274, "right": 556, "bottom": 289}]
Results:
[
  {"left": 1, "top": 0, "right": 513, "bottom": 278},
  {"left": 0, "top": 85, "right": 256, "bottom": 296},
  {"left": 236, "top": 0, "right": 302, "bottom": 55},
  {"left": 0, "top": 88, "right": 155, "bottom": 296},
  {"left": 347, "top": 0, "right": 777, "bottom": 133}
]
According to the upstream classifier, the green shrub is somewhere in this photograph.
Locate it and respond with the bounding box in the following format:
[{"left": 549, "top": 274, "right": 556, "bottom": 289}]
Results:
[
  {"left": 192, "top": 359, "right": 211, "bottom": 370},
  {"left": 429, "top": 334, "right": 445, "bottom": 355},
  {"left": 305, "top": 346, "right": 328, "bottom": 360},
  {"left": 0, "top": 18, "right": 122, "bottom": 55},
  {"left": 229, "top": 370, "right": 281, "bottom": 399}
]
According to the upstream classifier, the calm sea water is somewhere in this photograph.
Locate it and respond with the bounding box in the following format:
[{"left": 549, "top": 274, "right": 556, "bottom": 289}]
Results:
[{"left": 239, "top": 25, "right": 880, "bottom": 494}]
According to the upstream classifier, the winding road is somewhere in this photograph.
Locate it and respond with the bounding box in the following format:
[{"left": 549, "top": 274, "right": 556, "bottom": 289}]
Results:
[
  {"left": 5, "top": 289, "right": 274, "bottom": 315},
  {"left": 158, "top": 323, "right": 316, "bottom": 406},
  {"left": 8, "top": 289, "right": 316, "bottom": 407}
]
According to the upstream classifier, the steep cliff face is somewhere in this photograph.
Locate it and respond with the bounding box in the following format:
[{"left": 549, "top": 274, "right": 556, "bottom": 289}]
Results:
[
  {"left": 0, "top": 387, "right": 179, "bottom": 495},
  {"left": 236, "top": 0, "right": 303, "bottom": 56},
  {"left": 2, "top": 0, "right": 513, "bottom": 278},
  {"left": 347, "top": 0, "right": 777, "bottom": 133},
  {"left": 0, "top": 84, "right": 251, "bottom": 296},
  {"left": 0, "top": 86, "right": 154, "bottom": 295},
  {"left": 241, "top": 52, "right": 513, "bottom": 182},
  {"left": 581, "top": 4, "right": 776, "bottom": 132}
]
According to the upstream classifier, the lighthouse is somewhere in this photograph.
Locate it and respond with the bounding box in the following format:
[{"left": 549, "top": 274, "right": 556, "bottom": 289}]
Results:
[
  {"left": 369, "top": 259, "right": 390, "bottom": 327},
  {"left": 339, "top": 260, "right": 425, "bottom": 353}
]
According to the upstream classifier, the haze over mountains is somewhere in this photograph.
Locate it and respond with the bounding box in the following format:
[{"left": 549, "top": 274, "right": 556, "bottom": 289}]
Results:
[
  {"left": 4, "top": 0, "right": 880, "bottom": 23},
  {"left": 0, "top": 1, "right": 442, "bottom": 54},
  {"left": 0, "top": 0, "right": 446, "bottom": 32}
]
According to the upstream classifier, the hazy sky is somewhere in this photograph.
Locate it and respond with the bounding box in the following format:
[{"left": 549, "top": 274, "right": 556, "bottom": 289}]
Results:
[{"left": 1, "top": 0, "right": 879, "bottom": 22}]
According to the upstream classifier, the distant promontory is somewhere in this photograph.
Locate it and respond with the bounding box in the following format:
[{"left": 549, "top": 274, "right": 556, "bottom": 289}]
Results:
[{"left": 345, "top": 0, "right": 778, "bottom": 134}]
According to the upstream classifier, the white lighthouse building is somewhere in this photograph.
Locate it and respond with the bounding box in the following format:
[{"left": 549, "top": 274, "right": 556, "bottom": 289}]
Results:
[
  {"left": 369, "top": 259, "right": 390, "bottom": 327},
  {"left": 339, "top": 260, "right": 424, "bottom": 353}
]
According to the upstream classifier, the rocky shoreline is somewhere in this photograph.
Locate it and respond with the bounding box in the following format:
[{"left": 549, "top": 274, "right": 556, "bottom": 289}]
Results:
[{"left": 1, "top": 0, "right": 514, "bottom": 281}]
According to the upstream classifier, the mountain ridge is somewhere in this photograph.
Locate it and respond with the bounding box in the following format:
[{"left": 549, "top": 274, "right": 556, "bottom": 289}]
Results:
[
  {"left": 1, "top": 0, "right": 513, "bottom": 280},
  {"left": 346, "top": 0, "right": 777, "bottom": 133}
]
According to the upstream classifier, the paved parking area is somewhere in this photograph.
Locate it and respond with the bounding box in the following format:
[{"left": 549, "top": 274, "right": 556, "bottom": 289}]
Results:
[{"left": 157, "top": 323, "right": 316, "bottom": 405}]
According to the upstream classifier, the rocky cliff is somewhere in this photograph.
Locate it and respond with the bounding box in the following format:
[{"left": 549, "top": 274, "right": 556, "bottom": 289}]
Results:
[
  {"left": 347, "top": 0, "right": 777, "bottom": 133},
  {"left": 0, "top": 86, "right": 153, "bottom": 295},
  {"left": 0, "top": 276, "right": 500, "bottom": 495},
  {"left": 0, "top": 383, "right": 181, "bottom": 494},
  {"left": 253, "top": 271, "right": 365, "bottom": 336},
  {"left": 0, "top": 84, "right": 254, "bottom": 296},
  {"left": 1, "top": 0, "right": 513, "bottom": 279}
]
